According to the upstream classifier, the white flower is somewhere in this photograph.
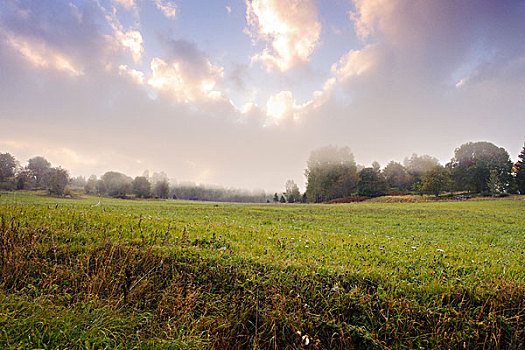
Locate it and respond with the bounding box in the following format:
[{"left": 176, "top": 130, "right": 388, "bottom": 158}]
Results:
[{"left": 302, "top": 334, "right": 310, "bottom": 346}]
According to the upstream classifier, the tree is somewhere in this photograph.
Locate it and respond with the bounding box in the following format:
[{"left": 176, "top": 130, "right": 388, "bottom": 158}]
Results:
[
  {"left": 305, "top": 145, "right": 358, "bottom": 203},
  {"left": 47, "top": 167, "right": 70, "bottom": 196},
  {"left": 284, "top": 180, "right": 301, "bottom": 203},
  {"left": 28, "top": 156, "right": 51, "bottom": 188},
  {"left": 153, "top": 179, "right": 169, "bottom": 199},
  {"left": 101, "top": 171, "right": 132, "bottom": 197},
  {"left": 0, "top": 153, "right": 17, "bottom": 183},
  {"left": 421, "top": 165, "right": 452, "bottom": 197},
  {"left": 516, "top": 143, "right": 525, "bottom": 194},
  {"left": 132, "top": 176, "right": 151, "bottom": 198},
  {"left": 273, "top": 193, "right": 279, "bottom": 202},
  {"left": 84, "top": 175, "right": 98, "bottom": 194},
  {"left": 404, "top": 154, "right": 440, "bottom": 178},
  {"left": 449, "top": 142, "right": 512, "bottom": 193},
  {"left": 15, "top": 169, "right": 32, "bottom": 190},
  {"left": 487, "top": 169, "right": 504, "bottom": 195},
  {"left": 357, "top": 168, "right": 388, "bottom": 197},
  {"left": 383, "top": 161, "right": 412, "bottom": 190},
  {"left": 372, "top": 161, "right": 381, "bottom": 173},
  {"left": 279, "top": 194, "right": 286, "bottom": 203},
  {"left": 70, "top": 176, "right": 86, "bottom": 188},
  {"left": 95, "top": 179, "right": 106, "bottom": 195}
]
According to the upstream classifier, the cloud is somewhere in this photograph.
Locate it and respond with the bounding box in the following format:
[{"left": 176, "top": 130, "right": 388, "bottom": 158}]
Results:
[
  {"left": 113, "top": 0, "right": 137, "bottom": 11},
  {"left": 245, "top": 0, "right": 321, "bottom": 71},
  {"left": 155, "top": 0, "right": 177, "bottom": 19},
  {"left": 330, "top": 44, "right": 378, "bottom": 81},
  {"left": 349, "top": 0, "right": 390, "bottom": 41},
  {"left": 0, "top": 1, "right": 115, "bottom": 74},
  {"left": 115, "top": 29, "right": 143, "bottom": 62},
  {"left": 148, "top": 56, "right": 223, "bottom": 103},
  {"left": 265, "top": 90, "right": 317, "bottom": 125},
  {"left": 2, "top": 31, "right": 83, "bottom": 76},
  {"left": 118, "top": 64, "right": 145, "bottom": 84},
  {"left": 95, "top": 0, "right": 144, "bottom": 62}
]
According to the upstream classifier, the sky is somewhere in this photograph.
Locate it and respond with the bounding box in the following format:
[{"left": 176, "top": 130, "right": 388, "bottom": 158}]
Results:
[{"left": 1, "top": 0, "right": 524, "bottom": 192}]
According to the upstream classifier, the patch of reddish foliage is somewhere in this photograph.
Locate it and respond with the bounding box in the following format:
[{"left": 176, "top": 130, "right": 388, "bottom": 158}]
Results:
[
  {"left": 386, "top": 191, "right": 410, "bottom": 196},
  {"left": 324, "top": 195, "right": 370, "bottom": 204}
]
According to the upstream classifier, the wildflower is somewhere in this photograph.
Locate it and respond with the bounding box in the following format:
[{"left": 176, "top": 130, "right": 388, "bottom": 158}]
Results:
[{"left": 302, "top": 334, "right": 310, "bottom": 346}]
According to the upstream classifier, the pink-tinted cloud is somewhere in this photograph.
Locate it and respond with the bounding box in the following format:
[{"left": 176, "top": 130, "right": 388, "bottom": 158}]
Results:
[{"left": 245, "top": 0, "right": 321, "bottom": 71}]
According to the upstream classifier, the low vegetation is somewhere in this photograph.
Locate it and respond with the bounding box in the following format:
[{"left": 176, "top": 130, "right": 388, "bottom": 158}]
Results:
[{"left": 1, "top": 192, "right": 524, "bottom": 349}]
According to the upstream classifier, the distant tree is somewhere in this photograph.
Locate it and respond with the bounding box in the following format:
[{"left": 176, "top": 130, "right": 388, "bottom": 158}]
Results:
[
  {"left": 383, "top": 161, "right": 412, "bottom": 190},
  {"left": 404, "top": 154, "right": 440, "bottom": 178},
  {"left": 285, "top": 179, "right": 301, "bottom": 203},
  {"left": 305, "top": 145, "right": 358, "bottom": 203},
  {"left": 372, "top": 161, "right": 381, "bottom": 173},
  {"left": 84, "top": 175, "right": 98, "bottom": 194},
  {"left": 516, "top": 143, "right": 525, "bottom": 194},
  {"left": 449, "top": 142, "right": 512, "bottom": 193},
  {"left": 15, "top": 169, "right": 32, "bottom": 190},
  {"left": 279, "top": 194, "right": 286, "bottom": 203},
  {"left": 132, "top": 176, "right": 151, "bottom": 198},
  {"left": 27, "top": 156, "right": 51, "bottom": 188},
  {"left": 0, "top": 153, "right": 17, "bottom": 183},
  {"left": 101, "top": 171, "right": 132, "bottom": 197},
  {"left": 95, "top": 179, "right": 106, "bottom": 195},
  {"left": 357, "top": 168, "right": 388, "bottom": 197},
  {"left": 421, "top": 165, "right": 452, "bottom": 197},
  {"left": 273, "top": 193, "right": 279, "bottom": 202},
  {"left": 153, "top": 179, "right": 169, "bottom": 199},
  {"left": 47, "top": 167, "right": 70, "bottom": 196},
  {"left": 70, "top": 176, "right": 86, "bottom": 188},
  {"left": 151, "top": 171, "right": 168, "bottom": 185}
]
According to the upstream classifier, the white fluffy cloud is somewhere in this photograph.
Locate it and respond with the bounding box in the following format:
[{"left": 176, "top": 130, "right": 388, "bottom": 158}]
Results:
[
  {"left": 148, "top": 57, "right": 224, "bottom": 103},
  {"left": 349, "top": 0, "right": 391, "bottom": 41},
  {"left": 115, "top": 30, "right": 143, "bottom": 62},
  {"left": 331, "top": 44, "right": 378, "bottom": 81},
  {"left": 265, "top": 90, "right": 317, "bottom": 124},
  {"left": 245, "top": 0, "right": 321, "bottom": 71},
  {"left": 118, "top": 64, "right": 145, "bottom": 84},
  {"left": 155, "top": 0, "right": 177, "bottom": 19}
]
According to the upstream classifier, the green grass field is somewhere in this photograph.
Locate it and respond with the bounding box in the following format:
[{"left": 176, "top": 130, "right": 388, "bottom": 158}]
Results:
[{"left": 1, "top": 192, "right": 524, "bottom": 349}]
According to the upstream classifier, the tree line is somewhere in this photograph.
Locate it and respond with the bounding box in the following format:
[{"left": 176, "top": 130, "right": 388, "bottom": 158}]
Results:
[
  {"left": 0, "top": 156, "right": 271, "bottom": 202},
  {"left": 1, "top": 140, "right": 524, "bottom": 203},
  {"left": 292, "top": 141, "right": 525, "bottom": 203}
]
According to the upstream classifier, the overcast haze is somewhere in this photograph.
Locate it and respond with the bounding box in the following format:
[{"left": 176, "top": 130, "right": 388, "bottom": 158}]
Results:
[{"left": 1, "top": 0, "right": 524, "bottom": 192}]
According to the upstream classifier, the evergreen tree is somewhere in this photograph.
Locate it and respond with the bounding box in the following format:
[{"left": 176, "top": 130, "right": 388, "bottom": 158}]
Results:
[{"left": 516, "top": 143, "right": 525, "bottom": 194}]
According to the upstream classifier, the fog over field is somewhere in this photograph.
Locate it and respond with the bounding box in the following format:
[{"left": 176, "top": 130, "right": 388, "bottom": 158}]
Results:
[{"left": 1, "top": 0, "right": 524, "bottom": 191}]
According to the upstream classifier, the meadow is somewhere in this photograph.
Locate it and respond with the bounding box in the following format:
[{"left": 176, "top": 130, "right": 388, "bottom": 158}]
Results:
[{"left": 1, "top": 192, "right": 524, "bottom": 349}]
